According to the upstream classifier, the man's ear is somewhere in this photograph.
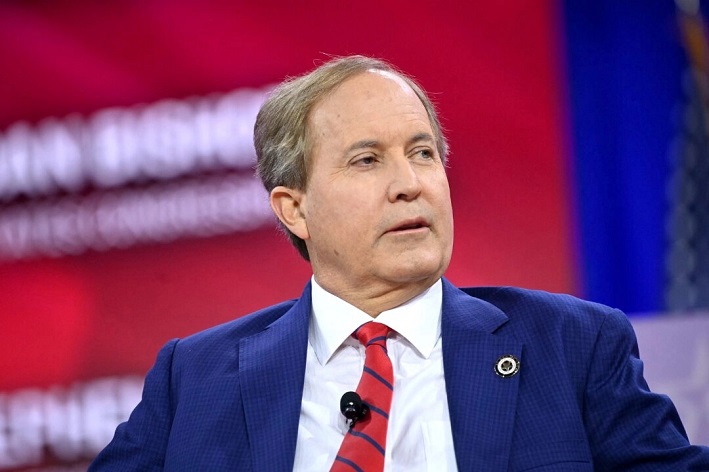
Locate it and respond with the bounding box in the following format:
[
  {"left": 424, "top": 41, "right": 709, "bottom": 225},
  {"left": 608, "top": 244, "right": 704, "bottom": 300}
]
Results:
[{"left": 270, "top": 186, "right": 309, "bottom": 240}]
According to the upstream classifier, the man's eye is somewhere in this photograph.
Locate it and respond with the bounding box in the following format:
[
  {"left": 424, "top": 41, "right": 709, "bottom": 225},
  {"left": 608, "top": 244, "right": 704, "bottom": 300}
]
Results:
[
  {"left": 417, "top": 149, "right": 434, "bottom": 159},
  {"left": 355, "top": 156, "right": 376, "bottom": 166}
]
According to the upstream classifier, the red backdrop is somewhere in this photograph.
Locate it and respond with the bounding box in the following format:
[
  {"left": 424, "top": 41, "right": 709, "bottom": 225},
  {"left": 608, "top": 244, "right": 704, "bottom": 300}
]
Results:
[{"left": 0, "top": 1, "right": 574, "bottom": 468}]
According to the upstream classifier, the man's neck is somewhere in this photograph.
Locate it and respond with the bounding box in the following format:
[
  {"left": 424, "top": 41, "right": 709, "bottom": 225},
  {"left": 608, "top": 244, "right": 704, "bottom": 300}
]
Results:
[{"left": 312, "top": 274, "right": 441, "bottom": 317}]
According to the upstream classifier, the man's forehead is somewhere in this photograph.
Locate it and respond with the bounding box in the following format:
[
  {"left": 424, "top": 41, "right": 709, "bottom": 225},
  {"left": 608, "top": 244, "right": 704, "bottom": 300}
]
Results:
[
  {"left": 365, "top": 68, "right": 416, "bottom": 95},
  {"left": 314, "top": 69, "right": 422, "bottom": 116},
  {"left": 305, "top": 67, "right": 432, "bottom": 150}
]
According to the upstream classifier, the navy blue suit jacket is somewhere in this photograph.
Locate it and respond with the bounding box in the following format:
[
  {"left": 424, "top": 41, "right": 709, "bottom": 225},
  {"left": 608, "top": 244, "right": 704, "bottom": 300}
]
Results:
[{"left": 91, "top": 279, "right": 709, "bottom": 471}]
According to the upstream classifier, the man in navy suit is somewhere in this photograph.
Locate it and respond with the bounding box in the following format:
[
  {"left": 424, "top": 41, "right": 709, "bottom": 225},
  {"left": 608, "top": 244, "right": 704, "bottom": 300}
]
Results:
[{"left": 91, "top": 56, "right": 709, "bottom": 470}]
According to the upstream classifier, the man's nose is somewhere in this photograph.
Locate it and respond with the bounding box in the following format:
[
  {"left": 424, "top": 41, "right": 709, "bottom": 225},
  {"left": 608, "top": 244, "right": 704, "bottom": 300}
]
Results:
[{"left": 387, "top": 157, "right": 423, "bottom": 202}]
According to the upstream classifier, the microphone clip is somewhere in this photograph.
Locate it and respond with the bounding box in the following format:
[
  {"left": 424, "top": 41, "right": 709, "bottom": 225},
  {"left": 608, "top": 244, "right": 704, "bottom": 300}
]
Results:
[{"left": 340, "top": 391, "right": 369, "bottom": 430}]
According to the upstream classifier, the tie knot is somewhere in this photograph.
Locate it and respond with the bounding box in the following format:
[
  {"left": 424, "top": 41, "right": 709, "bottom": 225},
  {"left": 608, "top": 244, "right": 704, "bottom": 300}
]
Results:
[{"left": 354, "top": 321, "right": 391, "bottom": 348}]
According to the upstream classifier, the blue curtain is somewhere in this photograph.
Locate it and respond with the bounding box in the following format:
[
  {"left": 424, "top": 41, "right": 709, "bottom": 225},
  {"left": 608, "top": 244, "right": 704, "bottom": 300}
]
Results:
[{"left": 563, "top": 1, "right": 698, "bottom": 314}]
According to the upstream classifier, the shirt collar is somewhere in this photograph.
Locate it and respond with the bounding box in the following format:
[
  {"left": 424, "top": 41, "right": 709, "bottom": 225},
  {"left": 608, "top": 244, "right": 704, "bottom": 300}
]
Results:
[{"left": 309, "top": 277, "right": 443, "bottom": 365}]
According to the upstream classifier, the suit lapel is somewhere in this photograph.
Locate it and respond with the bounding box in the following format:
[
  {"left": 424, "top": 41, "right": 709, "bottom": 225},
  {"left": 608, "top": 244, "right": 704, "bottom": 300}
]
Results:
[
  {"left": 441, "top": 280, "right": 523, "bottom": 471},
  {"left": 239, "top": 284, "right": 311, "bottom": 471}
]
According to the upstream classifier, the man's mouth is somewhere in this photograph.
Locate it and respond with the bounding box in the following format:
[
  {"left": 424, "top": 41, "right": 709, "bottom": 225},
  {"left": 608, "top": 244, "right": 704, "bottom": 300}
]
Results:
[{"left": 388, "top": 218, "right": 430, "bottom": 233}]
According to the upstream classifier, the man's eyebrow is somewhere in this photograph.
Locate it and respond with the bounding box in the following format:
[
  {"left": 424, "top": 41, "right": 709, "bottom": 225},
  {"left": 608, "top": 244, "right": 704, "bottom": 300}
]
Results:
[
  {"left": 344, "top": 133, "right": 435, "bottom": 154},
  {"left": 345, "top": 139, "right": 380, "bottom": 153},
  {"left": 406, "top": 132, "right": 435, "bottom": 147}
]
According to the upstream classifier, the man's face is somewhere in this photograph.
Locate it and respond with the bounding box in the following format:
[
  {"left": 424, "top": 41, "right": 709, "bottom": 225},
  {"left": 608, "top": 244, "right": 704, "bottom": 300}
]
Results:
[{"left": 293, "top": 70, "right": 453, "bottom": 295}]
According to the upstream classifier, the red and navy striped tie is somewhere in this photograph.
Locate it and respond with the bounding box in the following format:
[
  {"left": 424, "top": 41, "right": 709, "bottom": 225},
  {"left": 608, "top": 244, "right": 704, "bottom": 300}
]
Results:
[{"left": 332, "top": 322, "right": 394, "bottom": 472}]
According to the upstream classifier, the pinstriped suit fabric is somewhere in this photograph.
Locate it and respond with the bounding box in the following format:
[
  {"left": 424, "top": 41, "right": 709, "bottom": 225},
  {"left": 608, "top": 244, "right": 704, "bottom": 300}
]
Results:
[{"left": 90, "top": 280, "right": 709, "bottom": 471}]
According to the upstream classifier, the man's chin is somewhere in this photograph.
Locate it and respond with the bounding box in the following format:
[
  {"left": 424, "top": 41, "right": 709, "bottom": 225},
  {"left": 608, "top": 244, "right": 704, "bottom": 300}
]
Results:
[{"left": 384, "top": 260, "right": 448, "bottom": 286}]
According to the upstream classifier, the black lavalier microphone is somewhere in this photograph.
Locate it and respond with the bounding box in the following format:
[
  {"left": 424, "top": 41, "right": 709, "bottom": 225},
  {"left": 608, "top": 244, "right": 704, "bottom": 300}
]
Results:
[{"left": 340, "top": 391, "right": 369, "bottom": 429}]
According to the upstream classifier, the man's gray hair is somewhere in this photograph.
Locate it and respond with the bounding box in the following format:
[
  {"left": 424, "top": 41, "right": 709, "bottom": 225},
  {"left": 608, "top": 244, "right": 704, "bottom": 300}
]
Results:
[{"left": 254, "top": 55, "right": 448, "bottom": 260}]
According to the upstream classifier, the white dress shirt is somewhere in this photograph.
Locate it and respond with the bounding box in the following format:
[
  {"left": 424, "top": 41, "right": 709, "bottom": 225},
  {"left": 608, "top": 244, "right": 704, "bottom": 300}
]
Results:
[{"left": 293, "top": 278, "right": 458, "bottom": 471}]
